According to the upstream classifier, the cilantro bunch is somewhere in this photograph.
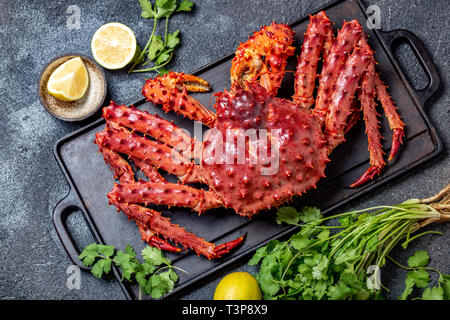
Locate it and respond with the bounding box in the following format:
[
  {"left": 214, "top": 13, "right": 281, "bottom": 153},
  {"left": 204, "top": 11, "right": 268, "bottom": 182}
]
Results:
[
  {"left": 79, "top": 243, "right": 186, "bottom": 299},
  {"left": 128, "top": 0, "right": 194, "bottom": 74},
  {"left": 249, "top": 185, "right": 450, "bottom": 300}
]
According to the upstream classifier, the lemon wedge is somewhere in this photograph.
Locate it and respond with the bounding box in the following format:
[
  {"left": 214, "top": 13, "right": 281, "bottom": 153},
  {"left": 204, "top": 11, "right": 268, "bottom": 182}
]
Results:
[
  {"left": 214, "top": 272, "right": 262, "bottom": 300},
  {"left": 47, "top": 57, "right": 89, "bottom": 101},
  {"left": 91, "top": 22, "right": 137, "bottom": 70}
]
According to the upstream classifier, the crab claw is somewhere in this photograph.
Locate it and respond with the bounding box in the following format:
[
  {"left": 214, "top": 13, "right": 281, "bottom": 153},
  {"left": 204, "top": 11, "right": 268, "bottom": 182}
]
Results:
[
  {"left": 350, "top": 165, "right": 382, "bottom": 188},
  {"left": 231, "top": 23, "right": 295, "bottom": 96},
  {"left": 142, "top": 71, "right": 215, "bottom": 126},
  {"left": 209, "top": 234, "right": 246, "bottom": 259},
  {"left": 388, "top": 128, "right": 404, "bottom": 161}
]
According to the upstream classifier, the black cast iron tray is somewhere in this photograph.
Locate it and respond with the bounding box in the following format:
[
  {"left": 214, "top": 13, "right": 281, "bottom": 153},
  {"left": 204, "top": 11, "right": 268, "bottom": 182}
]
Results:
[{"left": 52, "top": 0, "right": 441, "bottom": 299}]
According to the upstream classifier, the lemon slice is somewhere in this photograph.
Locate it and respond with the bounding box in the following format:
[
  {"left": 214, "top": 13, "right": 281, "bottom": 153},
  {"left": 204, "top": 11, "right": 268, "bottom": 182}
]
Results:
[
  {"left": 91, "top": 22, "right": 137, "bottom": 70},
  {"left": 47, "top": 57, "right": 89, "bottom": 101}
]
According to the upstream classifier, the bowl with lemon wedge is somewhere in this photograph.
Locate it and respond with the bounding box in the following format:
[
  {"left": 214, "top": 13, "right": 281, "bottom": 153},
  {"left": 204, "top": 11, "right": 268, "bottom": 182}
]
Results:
[{"left": 38, "top": 54, "right": 107, "bottom": 122}]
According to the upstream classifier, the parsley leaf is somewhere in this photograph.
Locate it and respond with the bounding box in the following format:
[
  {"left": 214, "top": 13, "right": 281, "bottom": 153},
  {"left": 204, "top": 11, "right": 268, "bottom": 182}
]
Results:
[
  {"left": 142, "top": 246, "right": 171, "bottom": 265},
  {"left": 275, "top": 206, "right": 322, "bottom": 225},
  {"left": 439, "top": 274, "right": 450, "bottom": 299},
  {"left": 147, "top": 35, "right": 165, "bottom": 61},
  {"left": 139, "top": 0, "right": 156, "bottom": 18},
  {"left": 166, "top": 29, "right": 180, "bottom": 48},
  {"left": 422, "top": 286, "right": 444, "bottom": 300},
  {"left": 177, "top": 0, "right": 194, "bottom": 12},
  {"left": 407, "top": 250, "right": 429, "bottom": 268}
]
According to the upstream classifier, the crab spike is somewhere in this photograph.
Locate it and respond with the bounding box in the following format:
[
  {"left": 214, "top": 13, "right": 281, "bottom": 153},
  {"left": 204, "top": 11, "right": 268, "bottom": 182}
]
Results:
[
  {"left": 314, "top": 20, "right": 364, "bottom": 126},
  {"left": 350, "top": 165, "right": 382, "bottom": 188},
  {"left": 231, "top": 22, "right": 295, "bottom": 95},
  {"left": 108, "top": 182, "right": 223, "bottom": 214},
  {"left": 142, "top": 71, "right": 216, "bottom": 127},
  {"left": 137, "top": 222, "right": 181, "bottom": 252},
  {"left": 293, "top": 11, "right": 332, "bottom": 108}
]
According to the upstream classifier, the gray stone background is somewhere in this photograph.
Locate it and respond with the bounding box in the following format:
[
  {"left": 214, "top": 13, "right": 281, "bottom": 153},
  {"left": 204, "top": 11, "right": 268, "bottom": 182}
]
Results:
[{"left": 0, "top": 0, "right": 448, "bottom": 300}]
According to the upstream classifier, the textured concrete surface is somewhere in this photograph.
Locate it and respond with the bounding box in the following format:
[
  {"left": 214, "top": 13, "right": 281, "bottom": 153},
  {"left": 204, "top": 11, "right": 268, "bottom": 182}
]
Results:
[{"left": 0, "top": 0, "right": 448, "bottom": 300}]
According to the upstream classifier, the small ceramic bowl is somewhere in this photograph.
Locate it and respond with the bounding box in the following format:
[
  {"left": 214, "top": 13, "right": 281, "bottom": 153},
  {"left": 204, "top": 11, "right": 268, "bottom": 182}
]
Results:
[{"left": 38, "top": 53, "right": 107, "bottom": 122}]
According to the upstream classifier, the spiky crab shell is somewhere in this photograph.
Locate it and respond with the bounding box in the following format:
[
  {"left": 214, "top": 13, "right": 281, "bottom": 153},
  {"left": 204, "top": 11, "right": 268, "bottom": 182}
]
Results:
[{"left": 201, "top": 83, "right": 329, "bottom": 217}]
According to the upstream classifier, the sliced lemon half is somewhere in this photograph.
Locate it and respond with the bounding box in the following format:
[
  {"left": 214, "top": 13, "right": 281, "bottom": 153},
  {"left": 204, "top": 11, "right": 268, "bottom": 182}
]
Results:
[
  {"left": 91, "top": 22, "right": 137, "bottom": 70},
  {"left": 47, "top": 57, "right": 89, "bottom": 101}
]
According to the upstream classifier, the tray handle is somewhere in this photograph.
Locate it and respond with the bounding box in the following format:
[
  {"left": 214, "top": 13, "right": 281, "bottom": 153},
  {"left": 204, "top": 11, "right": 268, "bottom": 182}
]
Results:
[
  {"left": 53, "top": 190, "right": 90, "bottom": 271},
  {"left": 381, "top": 29, "right": 440, "bottom": 106}
]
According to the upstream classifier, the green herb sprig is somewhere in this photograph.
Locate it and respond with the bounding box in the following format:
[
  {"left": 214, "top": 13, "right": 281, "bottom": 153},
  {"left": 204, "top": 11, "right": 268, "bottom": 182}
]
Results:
[
  {"left": 249, "top": 185, "right": 450, "bottom": 300},
  {"left": 128, "top": 0, "right": 194, "bottom": 74},
  {"left": 79, "top": 243, "right": 187, "bottom": 299}
]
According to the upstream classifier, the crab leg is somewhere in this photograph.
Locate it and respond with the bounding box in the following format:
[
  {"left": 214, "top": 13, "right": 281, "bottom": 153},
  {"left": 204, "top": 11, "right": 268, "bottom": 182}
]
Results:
[
  {"left": 314, "top": 20, "right": 364, "bottom": 126},
  {"left": 358, "top": 36, "right": 405, "bottom": 163},
  {"left": 373, "top": 73, "right": 405, "bottom": 161},
  {"left": 142, "top": 71, "right": 216, "bottom": 127},
  {"left": 95, "top": 136, "right": 180, "bottom": 252},
  {"left": 293, "top": 11, "right": 332, "bottom": 108},
  {"left": 350, "top": 63, "right": 386, "bottom": 187},
  {"left": 95, "top": 124, "right": 203, "bottom": 184},
  {"left": 103, "top": 102, "right": 200, "bottom": 157},
  {"left": 108, "top": 194, "right": 244, "bottom": 259},
  {"left": 108, "top": 181, "right": 223, "bottom": 214},
  {"left": 325, "top": 46, "right": 373, "bottom": 151}
]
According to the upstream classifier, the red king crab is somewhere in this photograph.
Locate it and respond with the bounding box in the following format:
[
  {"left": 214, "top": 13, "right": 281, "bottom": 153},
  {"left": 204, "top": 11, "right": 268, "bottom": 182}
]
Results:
[{"left": 95, "top": 11, "right": 405, "bottom": 259}]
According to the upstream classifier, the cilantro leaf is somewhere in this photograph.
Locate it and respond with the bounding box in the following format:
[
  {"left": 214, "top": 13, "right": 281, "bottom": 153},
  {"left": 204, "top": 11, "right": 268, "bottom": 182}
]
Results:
[
  {"left": 276, "top": 206, "right": 301, "bottom": 225},
  {"left": 78, "top": 243, "right": 115, "bottom": 267},
  {"left": 407, "top": 250, "right": 430, "bottom": 268},
  {"left": 248, "top": 246, "right": 268, "bottom": 266},
  {"left": 142, "top": 246, "right": 171, "bottom": 266},
  {"left": 166, "top": 29, "right": 180, "bottom": 48},
  {"left": 139, "top": 0, "right": 156, "bottom": 18},
  {"left": 400, "top": 276, "right": 415, "bottom": 300},
  {"left": 125, "top": 244, "right": 137, "bottom": 257},
  {"left": 155, "top": 49, "right": 173, "bottom": 65},
  {"left": 147, "top": 35, "right": 164, "bottom": 61},
  {"left": 91, "top": 259, "right": 112, "bottom": 279},
  {"left": 407, "top": 269, "right": 430, "bottom": 288},
  {"left": 149, "top": 274, "right": 171, "bottom": 299},
  {"left": 299, "top": 206, "right": 323, "bottom": 223},
  {"left": 155, "top": 0, "right": 177, "bottom": 19},
  {"left": 177, "top": 0, "right": 194, "bottom": 12},
  {"left": 439, "top": 274, "right": 450, "bottom": 299},
  {"left": 289, "top": 234, "right": 310, "bottom": 250},
  {"left": 422, "top": 286, "right": 444, "bottom": 300}
]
